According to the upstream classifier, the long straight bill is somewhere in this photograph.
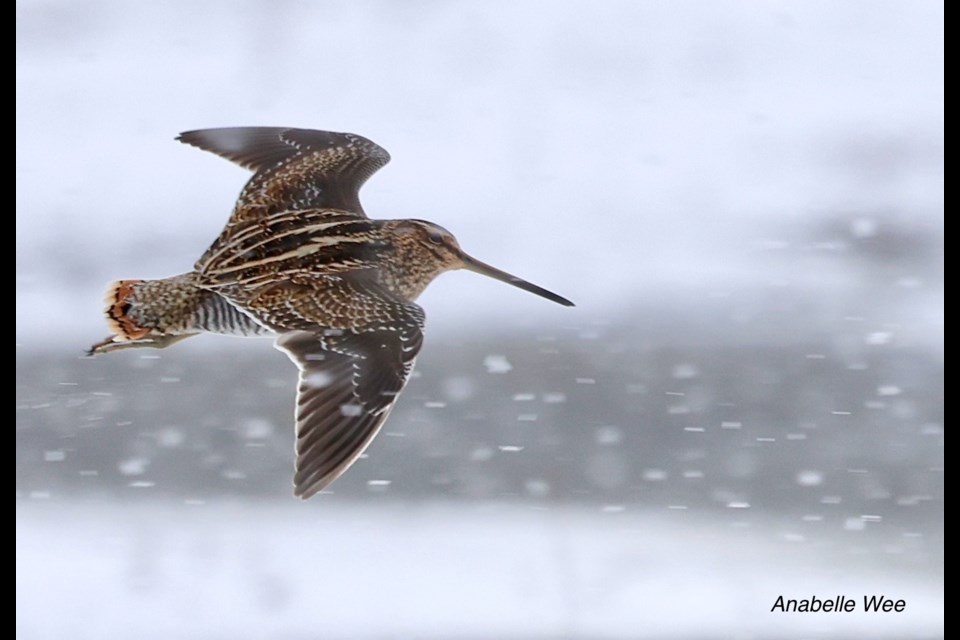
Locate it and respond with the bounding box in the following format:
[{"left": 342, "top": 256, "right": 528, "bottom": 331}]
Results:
[{"left": 460, "top": 253, "right": 574, "bottom": 307}]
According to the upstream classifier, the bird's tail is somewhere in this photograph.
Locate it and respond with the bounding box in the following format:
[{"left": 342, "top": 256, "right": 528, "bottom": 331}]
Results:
[
  {"left": 88, "top": 274, "right": 272, "bottom": 356},
  {"left": 103, "top": 279, "right": 150, "bottom": 342}
]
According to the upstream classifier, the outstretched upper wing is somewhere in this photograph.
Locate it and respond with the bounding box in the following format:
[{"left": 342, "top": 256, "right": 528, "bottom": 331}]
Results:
[
  {"left": 177, "top": 127, "right": 390, "bottom": 219},
  {"left": 275, "top": 299, "right": 424, "bottom": 499}
]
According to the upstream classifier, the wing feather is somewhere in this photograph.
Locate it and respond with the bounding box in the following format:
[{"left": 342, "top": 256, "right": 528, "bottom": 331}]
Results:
[
  {"left": 274, "top": 295, "right": 424, "bottom": 499},
  {"left": 178, "top": 127, "right": 389, "bottom": 218}
]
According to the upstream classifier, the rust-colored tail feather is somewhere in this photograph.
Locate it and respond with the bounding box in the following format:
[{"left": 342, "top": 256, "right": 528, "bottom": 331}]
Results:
[{"left": 103, "top": 280, "right": 149, "bottom": 341}]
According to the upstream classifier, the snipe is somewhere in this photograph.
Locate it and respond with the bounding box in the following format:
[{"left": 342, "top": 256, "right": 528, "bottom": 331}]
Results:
[{"left": 89, "top": 127, "right": 573, "bottom": 499}]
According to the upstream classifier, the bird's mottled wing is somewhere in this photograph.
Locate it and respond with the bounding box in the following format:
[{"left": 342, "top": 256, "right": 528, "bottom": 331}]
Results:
[
  {"left": 273, "top": 284, "right": 425, "bottom": 499},
  {"left": 194, "top": 208, "right": 381, "bottom": 290},
  {"left": 177, "top": 127, "right": 390, "bottom": 218}
]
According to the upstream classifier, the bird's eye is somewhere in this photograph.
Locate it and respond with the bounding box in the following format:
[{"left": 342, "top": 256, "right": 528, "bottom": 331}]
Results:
[{"left": 427, "top": 231, "right": 444, "bottom": 244}]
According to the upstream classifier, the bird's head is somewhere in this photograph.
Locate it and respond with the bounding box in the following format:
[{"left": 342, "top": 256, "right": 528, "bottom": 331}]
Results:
[{"left": 384, "top": 219, "right": 574, "bottom": 307}]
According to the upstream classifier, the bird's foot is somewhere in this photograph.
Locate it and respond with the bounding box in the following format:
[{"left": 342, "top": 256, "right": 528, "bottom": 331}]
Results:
[{"left": 86, "top": 333, "right": 194, "bottom": 356}]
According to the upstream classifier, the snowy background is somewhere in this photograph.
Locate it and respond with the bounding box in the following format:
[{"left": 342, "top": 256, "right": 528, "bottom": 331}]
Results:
[{"left": 17, "top": 1, "right": 942, "bottom": 638}]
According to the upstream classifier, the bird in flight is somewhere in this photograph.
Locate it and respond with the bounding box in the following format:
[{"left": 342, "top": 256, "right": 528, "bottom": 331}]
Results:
[{"left": 89, "top": 127, "right": 573, "bottom": 499}]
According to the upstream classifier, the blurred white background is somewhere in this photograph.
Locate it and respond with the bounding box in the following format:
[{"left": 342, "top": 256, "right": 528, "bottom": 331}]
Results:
[
  {"left": 17, "top": 0, "right": 943, "bottom": 345},
  {"left": 17, "top": 1, "right": 942, "bottom": 638}
]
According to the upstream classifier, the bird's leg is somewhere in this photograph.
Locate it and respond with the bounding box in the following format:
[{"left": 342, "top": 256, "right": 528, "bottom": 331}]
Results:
[{"left": 87, "top": 333, "right": 196, "bottom": 357}]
